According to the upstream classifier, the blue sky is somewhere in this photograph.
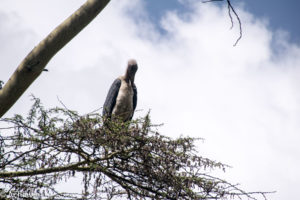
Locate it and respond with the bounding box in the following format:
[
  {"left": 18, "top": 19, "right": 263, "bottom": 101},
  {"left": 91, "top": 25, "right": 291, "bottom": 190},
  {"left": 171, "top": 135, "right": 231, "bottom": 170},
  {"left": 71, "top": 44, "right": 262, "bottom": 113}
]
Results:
[
  {"left": 146, "top": 0, "right": 300, "bottom": 44},
  {"left": 0, "top": 1, "right": 300, "bottom": 199},
  {"left": 241, "top": 0, "right": 300, "bottom": 44}
]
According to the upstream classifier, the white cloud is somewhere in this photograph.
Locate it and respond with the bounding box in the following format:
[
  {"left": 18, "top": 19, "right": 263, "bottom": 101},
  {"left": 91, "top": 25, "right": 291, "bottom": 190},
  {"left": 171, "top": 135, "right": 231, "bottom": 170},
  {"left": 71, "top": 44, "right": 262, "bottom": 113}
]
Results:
[{"left": 0, "top": 0, "right": 299, "bottom": 199}]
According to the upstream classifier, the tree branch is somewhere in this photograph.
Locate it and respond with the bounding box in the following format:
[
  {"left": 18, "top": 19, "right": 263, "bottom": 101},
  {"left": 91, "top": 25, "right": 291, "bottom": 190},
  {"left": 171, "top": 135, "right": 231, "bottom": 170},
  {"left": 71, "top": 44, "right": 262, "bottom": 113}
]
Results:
[
  {"left": 203, "top": 0, "right": 242, "bottom": 46},
  {"left": 0, "top": 0, "right": 110, "bottom": 117},
  {"left": 0, "top": 159, "right": 91, "bottom": 178},
  {"left": 0, "top": 147, "right": 132, "bottom": 178},
  {"left": 226, "top": 0, "right": 242, "bottom": 46}
]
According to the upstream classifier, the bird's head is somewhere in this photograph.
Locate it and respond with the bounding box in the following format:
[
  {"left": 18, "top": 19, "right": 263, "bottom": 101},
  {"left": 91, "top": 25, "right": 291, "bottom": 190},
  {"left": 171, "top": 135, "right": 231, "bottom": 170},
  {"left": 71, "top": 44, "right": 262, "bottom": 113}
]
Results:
[{"left": 126, "top": 59, "right": 138, "bottom": 83}]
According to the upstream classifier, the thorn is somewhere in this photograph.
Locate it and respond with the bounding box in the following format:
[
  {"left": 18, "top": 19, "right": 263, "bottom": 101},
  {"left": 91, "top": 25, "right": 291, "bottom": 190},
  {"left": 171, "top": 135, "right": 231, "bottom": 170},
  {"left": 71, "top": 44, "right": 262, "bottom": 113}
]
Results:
[{"left": 43, "top": 69, "right": 49, "bottom": 72}]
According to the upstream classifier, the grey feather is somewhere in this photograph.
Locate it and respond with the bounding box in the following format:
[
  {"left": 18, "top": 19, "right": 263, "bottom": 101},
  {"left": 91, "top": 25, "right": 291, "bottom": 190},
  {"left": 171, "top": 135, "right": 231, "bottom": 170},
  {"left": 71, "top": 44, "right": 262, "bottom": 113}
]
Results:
[
  {"left": 130, "top": 84, "right": 137, "bottom": 120},
  {"left": 102, "top": 78, "right": 121, "bottom": 117}
]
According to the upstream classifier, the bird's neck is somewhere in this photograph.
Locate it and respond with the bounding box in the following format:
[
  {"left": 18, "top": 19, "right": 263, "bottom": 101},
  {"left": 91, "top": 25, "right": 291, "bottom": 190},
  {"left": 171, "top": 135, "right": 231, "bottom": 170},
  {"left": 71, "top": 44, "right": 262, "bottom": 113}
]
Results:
[{"left": 124, "top": 73, "right": 134, "bottom": 84}]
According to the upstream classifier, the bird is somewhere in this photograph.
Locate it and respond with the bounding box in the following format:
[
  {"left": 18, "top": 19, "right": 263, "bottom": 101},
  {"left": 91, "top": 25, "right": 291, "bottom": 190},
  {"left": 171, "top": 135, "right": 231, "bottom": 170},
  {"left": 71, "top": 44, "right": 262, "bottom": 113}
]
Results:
[{"left": 102, "top": 59, "right": 138, "bottom": 122}]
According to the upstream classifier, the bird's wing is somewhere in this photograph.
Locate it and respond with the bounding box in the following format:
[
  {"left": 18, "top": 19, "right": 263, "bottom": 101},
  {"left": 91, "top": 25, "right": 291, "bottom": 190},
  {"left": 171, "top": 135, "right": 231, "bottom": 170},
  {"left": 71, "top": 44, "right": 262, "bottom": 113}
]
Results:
[
  {"left": 130, "top": 83, "right": 137, "bottom": 120},
  {"left": 102, "top": 78, "right": 121, "bottom": 117}
]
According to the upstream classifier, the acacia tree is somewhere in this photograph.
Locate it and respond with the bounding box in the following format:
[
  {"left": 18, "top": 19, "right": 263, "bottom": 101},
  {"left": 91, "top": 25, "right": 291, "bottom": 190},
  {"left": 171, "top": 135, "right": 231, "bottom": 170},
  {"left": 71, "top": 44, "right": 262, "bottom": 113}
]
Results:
[{"left": 0, "top": 97, "right": 271, "bottom": 199}]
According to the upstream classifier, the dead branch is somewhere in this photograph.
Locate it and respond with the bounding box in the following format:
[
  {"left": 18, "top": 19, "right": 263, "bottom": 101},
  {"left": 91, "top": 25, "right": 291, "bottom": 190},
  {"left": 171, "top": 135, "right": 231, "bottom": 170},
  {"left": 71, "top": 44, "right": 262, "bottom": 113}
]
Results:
[
  {"left": 203, "top": 0, "right": 242, "bottom": 46},
  {"left": 0, "top": 0, "right": 110, "bottom": 117}
]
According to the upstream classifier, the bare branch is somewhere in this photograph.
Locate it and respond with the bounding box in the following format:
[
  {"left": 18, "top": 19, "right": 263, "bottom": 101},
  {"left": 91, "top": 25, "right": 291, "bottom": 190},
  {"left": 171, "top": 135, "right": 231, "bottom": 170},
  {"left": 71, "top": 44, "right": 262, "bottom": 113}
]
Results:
[
  {"left": 203, "top": 0, "right": 242, "bottom": 46},
  {"left": 0, "top": 0, "right": 110, "bottom": 117},
  {"left": 226, "top": 0, "right": 242, "bottom": 46}
]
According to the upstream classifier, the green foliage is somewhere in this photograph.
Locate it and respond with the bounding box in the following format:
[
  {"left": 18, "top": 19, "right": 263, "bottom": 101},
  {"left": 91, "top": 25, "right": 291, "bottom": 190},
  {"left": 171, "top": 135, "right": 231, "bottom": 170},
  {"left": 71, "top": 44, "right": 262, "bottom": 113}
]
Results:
[{"left": 0, "top": 97, "right": 270, "bottom": 199}]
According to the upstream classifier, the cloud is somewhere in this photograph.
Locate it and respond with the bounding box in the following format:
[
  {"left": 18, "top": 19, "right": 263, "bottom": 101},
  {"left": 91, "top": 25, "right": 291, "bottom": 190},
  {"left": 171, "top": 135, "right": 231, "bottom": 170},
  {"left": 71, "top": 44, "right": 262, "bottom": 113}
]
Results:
[{"left": 0, "top": 0, "right": 299, "bottom": 199}]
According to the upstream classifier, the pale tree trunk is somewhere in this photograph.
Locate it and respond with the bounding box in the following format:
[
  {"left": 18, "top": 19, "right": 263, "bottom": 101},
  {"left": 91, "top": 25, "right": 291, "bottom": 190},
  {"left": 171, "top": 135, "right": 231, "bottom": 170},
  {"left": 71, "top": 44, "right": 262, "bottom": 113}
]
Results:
[{"left": 0, "top": 0, "right": 110, "bottom": 117}]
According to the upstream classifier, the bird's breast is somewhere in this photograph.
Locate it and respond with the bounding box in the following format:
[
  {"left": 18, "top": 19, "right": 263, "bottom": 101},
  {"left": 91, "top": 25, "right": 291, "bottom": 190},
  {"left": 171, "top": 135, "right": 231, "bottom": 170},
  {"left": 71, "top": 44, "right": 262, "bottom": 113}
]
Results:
[{"left": 112, "top": 79, "right": 134, "bottom": 121}]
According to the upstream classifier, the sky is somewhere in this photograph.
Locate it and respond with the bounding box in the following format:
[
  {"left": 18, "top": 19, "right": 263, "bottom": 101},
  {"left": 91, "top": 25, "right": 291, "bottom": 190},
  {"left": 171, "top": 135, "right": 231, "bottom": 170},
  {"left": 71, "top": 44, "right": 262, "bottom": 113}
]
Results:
[
  {"left": 146, "top": 0, "right": 300, "bottom": 44},
  {"left": 0, "top": 0, "right": 300, "bottom": 199}
]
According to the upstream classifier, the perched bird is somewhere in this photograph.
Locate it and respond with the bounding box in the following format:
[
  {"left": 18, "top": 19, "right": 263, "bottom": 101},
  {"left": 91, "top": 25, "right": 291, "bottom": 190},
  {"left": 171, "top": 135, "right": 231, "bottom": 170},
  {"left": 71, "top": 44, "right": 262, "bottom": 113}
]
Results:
[{"left": 102, "top": 59, "right": 138, "bottom": 121}]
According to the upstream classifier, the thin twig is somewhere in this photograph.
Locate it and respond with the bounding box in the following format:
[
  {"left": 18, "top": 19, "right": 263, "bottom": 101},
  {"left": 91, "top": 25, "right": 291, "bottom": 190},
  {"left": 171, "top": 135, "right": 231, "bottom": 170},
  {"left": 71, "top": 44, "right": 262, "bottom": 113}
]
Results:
[
  {"left": 202, "top": 0, "right": 243, "bottom": 46},
  {"left": 227, "top": 1, "right": 234, "bottom": 29},
  {"left": 226, "top": 0, "right": 242, "bottom": 46}
]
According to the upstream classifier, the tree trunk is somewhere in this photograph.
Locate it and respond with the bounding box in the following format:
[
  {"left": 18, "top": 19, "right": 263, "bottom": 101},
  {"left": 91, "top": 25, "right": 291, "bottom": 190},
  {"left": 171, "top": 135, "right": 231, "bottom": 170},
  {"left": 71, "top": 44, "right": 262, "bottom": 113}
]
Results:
[{"left": 0, "top": 0, "right": 110, "bottom": 117}]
